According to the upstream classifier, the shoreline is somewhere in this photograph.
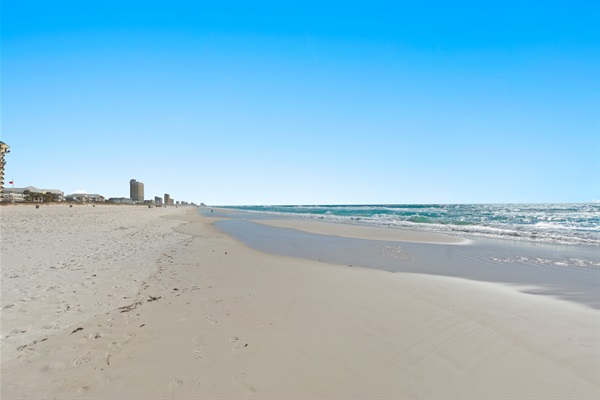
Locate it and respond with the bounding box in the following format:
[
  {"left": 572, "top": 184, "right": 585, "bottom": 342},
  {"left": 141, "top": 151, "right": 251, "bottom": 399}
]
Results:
[
  {"left": 252, "top": 218, "right": 470, "bottom": 244},
  {"left": 215, "top": 216, "right": 599, "bottom": 309},
  {"left": 211, "top": 204, "right": 599, "bottom": 247},
  {"left": 1, "top": 206, "right": 598, "bottom": 398}
]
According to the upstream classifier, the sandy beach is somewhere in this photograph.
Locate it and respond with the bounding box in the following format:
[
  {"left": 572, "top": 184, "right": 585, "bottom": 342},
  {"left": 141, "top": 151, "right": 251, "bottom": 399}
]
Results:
[{"left": 1, "top": 205, "right": 598, "bottom": 399}]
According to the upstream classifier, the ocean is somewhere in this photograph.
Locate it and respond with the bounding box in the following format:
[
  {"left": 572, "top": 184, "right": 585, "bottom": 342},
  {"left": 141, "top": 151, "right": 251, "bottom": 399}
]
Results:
[{"left": 220, "top": 203, "right": 599, "bottom": 246}]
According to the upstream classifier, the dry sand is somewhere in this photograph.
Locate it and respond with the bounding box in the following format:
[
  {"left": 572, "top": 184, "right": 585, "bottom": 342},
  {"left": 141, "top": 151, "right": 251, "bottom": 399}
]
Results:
[
  {"left": 1, "top": 205, "right": 598, "bottom": 399},
  {"left": 1, "top": 204, "right": 190, "bottom": 364}
]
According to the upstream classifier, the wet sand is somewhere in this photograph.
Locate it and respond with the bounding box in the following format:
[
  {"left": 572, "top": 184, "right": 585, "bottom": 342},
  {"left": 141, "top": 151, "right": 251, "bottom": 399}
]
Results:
[
  {"left": 254, "top": 218, "right": 470, "bottom": 244},
  {"left": 215, "top": 218, "right": 600, "bottom": 309}
]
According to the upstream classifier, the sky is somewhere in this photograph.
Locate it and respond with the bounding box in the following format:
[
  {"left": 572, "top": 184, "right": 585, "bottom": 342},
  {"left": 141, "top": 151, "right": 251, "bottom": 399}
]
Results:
[{"left": 2, "top": 0, "right": 599, "bottom": 205}]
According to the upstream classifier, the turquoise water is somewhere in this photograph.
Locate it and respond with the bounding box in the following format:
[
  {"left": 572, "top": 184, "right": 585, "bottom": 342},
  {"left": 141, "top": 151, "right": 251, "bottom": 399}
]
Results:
[{"left": 220, "top": 203, "right": 600, "bottom": 245}]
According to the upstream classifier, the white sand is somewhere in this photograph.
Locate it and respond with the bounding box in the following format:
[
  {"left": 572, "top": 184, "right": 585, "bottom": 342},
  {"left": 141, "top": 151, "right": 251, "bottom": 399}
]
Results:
[
  {"left": 1, "top": 204, "right": 190, "bottom": 363},
  {"left": 1, "top": 205, "right": 598, "bottom": 399}
]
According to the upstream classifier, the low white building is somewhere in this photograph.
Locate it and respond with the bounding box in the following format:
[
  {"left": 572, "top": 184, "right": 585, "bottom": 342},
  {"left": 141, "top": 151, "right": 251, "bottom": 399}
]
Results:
[
  {"left": 108, "top": 197, "right": 134, "bottom": 204},
  {"left": 66, "top": 193, "right": 104, "bottom": 202},
  {"left": 42, "top": 189, "right": 65, "bottom": 202},
  {"left": 2, "top": 191, "right": 25, "bottom": 202},
  {"left": 2, "top": 186, "right": 64, "bottom": 202}
]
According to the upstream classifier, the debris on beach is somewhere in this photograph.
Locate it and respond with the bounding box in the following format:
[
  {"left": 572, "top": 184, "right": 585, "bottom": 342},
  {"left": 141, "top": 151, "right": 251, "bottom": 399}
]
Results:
[{"left": 118, "top": 301, "right": 142, "bottom": 313}]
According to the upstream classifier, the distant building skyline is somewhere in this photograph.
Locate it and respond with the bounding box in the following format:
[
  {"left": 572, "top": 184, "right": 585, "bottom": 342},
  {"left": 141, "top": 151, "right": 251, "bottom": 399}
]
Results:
[
  {"left": 0, "top": 164, "right": 194, "bottom": 205},
  {"left": 0, "top": 172, "right": 192, "bottom": 206}
]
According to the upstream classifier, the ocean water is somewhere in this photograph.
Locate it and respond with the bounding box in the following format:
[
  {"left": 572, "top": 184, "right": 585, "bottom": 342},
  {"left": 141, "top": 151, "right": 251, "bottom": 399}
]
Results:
[{"left": 220, "top": 203, "right": 600, "bottom": 246}]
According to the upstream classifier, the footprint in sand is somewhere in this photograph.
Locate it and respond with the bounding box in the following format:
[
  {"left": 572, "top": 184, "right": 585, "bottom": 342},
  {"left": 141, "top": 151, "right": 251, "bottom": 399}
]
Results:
[
  {"left": 230, "top": 336, "right": 241, "bottom": 350},
  {"left": 77, "top": 386, "right": 91, "bottom": 394},
  {"left": 73, "top": 351, "right": 93, "bottom": 367},
  {"left": 236, "top": 372, "right": 257, "bottom": 393},
  {"left": 161, "top": 378, "right": 183, "bottom": 400},
  {"left": 192, "top": 336, "right": 205, "bottom": 354}
]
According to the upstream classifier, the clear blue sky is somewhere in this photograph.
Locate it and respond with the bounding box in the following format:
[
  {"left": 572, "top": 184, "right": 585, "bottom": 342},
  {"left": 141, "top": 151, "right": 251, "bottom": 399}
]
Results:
[{"left": 2, "top": 0, "right": 599, "bottom": 205}]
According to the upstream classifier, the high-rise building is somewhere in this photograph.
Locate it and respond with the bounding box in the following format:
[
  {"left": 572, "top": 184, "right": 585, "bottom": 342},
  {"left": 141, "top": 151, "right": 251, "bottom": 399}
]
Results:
[
  {"left": 164, "top": 193, "right": 170, "bottom": 206},
  {"left": 154, "top": 196, "right": 162, "bottom": 206},
  {"left": 0, "top": 141, "right": 10, "bottom": 202},
  {"left": 130, "top": 179, "right": 144, "bottom": 203},
  {"left": 137, "top": 181, "right": 144, "bottom": 202},
  {"left": 130, "top": 179, "right": 138, "bottom": 201}
]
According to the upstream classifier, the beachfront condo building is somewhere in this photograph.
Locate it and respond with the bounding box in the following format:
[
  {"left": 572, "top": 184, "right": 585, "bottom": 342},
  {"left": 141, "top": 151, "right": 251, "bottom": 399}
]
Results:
[
  {"left": 164, "top": 193, "right": 170, "bottom": 206},
  {"left": 130, "top": 179, "right": 144, "bottom": 203},
  {"left": 0, "top": 141, "right": 10, "bottom": 202}
]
